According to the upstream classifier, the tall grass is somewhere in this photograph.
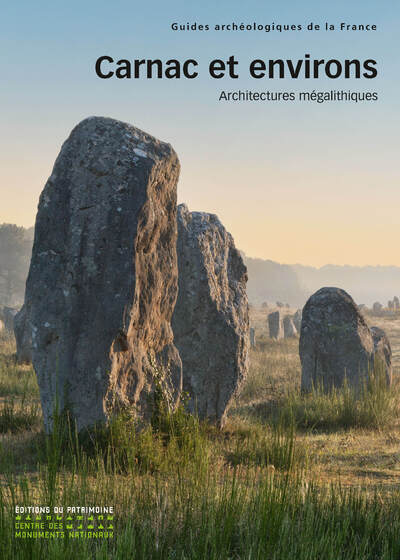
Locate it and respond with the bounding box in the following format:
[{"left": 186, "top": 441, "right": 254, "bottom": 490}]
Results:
[
  {"left": 226, "top": 417, "right": 309, "bottom": 472},
  {"left": 1, "top": 414, "right": 400, "bottom": 559},
  {"left": 282, "top": 362, "right": 398, "bottom": 431},
  {"left": 1, "top": 333, "right": 400, "bottom": 557}
]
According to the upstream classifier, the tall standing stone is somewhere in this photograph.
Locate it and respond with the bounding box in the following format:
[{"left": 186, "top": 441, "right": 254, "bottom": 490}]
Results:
[
  {"left": 394, "top": 296, "right": 400, "bottom": 311},
  {"left": 172, "top": 204, "right": 249, "bottom": 427},
  {"left": 300, "top": 287, "right": 376, "bottom": 392},
  {"left": 24, "top": 116, "right": 182, "bottom": 432},
  {"left": 283, "top": 315, "right": 297, "bottom": 338},
  {"left": 268, "top": 311, "right": 283, "bottom": 340}
]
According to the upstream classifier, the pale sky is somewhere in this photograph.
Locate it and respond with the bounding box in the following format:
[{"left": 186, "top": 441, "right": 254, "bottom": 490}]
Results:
[{"left": 1, "top": 0, "right": 398, "bottom": 267}]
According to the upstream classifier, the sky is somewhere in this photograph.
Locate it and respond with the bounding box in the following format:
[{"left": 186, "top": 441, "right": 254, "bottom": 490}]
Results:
[{"left": 1, "top": 0, "right": 398, "bottom": 267}]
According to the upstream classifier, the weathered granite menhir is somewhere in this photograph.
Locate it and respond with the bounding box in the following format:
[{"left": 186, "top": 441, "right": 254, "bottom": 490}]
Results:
[
  {"left": 172, "top": 204, "right": 249, "bottom": 427},
  {"left": 23, "top": 116, "right": 182, "bottom": 432},
  {"left": 300, "top": 287, "right": 392, "bottom": 392}
]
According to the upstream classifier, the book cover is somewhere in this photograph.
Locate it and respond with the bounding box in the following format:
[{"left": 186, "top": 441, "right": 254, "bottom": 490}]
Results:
[{"left": 1, "top": 1, "right": 398, "bottom": 558}]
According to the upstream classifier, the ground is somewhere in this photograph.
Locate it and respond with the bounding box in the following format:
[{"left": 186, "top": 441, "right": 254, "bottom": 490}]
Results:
[
  {"left": 1, "top": 307, "right": 400, "bottom": 558},
  {"left": 240, "top": 306, "right": 400, "bottom": 493}
]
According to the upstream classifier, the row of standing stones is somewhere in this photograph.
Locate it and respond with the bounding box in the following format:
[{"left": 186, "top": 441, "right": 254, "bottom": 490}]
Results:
[
  {"left": 8, "top": 285, "right": 393, "bottom": 407},
  {"left": 267, "top": 309, "right": 302, "bottom": 340},
  {"left": 367, "top": 298, "right": 400, "bottom": 314},
  {"left": 262, "top": 288, "right": 392, "bottom": 392},
  {"left": 11, "top": 116, "right": 250, "bottom": 433},
  {"left": 1, "top": 118, "right": 392, "bottom": 431}
]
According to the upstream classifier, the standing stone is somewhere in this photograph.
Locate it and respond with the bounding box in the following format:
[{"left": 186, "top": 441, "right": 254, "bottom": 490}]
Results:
[
  {"left": 300, "top": 287, "right": 375, "bottom": 392},
  {"left": 24, "top": 116, "right": 182, "bottom": 432},
  {"left": 0, "top": 319, "right": 4, "bottom": 332},
  {"left": 283, "top": 315, "right": 298, "bottom": 338},
  {"left": 388, "top": 300, "right": 394, "bottom": 310},
  {"left": 373, "top": 302, "right": 383, "bottom": 314},
  {"left": 293, "top": 309, "right": 302, "bottom": 331},
  {"left": 14, "top": 305, "right": 32, "bottom": 364},
  {"left": 250, "top": 327, "right": 256, "bottom": 348},
  {"left": 172, "top": 204, "right": 249, "bottom": 427},
  {"left": 370, "top": 326, "right": 392, "bottom": 385},
  {"left": 394, "top": 296, "right": 400, "bottom": 311},
  {"left": 2, "top": 307, "right": 18, "bottom": 332},
  {"left": 268, "top": 311, "right": 283, "bottom": 340}
]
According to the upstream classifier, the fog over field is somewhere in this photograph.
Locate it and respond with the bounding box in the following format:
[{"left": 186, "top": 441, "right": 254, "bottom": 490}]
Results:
[
  {"left": 244, "top": 255, "right": 400, "bottom": 307},
  {"left": 1, "top": 224, "right": 399, "bottom": 309}
]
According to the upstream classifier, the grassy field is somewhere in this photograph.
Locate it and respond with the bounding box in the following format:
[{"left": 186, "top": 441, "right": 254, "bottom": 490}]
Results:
[{"left": 1, "top": 307, "right": 400, "bottom": 558}]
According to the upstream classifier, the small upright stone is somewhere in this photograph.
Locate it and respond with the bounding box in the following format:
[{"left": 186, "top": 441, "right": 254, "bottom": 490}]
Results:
[
  {"left": 250, "top": 327, "right": 256, "bottom": 348},
  {"left": 293, "top": 309, "right": 302, "bottom": 331},
  {"left": 370, "top": 326, "right": 392, "bottom": 385},
  {"left": 268, "top": 311, "right": 283, "bottom": 340},
  {"left": 24, "top": 116, "right": 182, "bottom": 432},
  {"left": 2, "top": 307, "right": 18, "bottom": 332},
  {"left": 283, "top": 315, "right": 297, "bottom": 338},
  {"left": 373, "top": 302, "right": 383, "bottom": 314},
  {"left": 172, "top": 204, "right": 249, "bottom": 427}
]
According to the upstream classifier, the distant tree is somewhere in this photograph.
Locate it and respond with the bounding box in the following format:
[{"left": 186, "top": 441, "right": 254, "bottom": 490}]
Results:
[{"left": 0, "top": 224, "right": 33, "bottom": 307}]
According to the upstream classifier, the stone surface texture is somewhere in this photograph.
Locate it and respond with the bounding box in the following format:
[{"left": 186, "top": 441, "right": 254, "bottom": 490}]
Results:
[
  {"left": 172, "top": 204, "right": 249, "bottom": 427},
  {"left": 24, "top": 116, "right": 182, "bottom": 431},
  {"left": 300, "top": 287, "right": 379, "bottom": 392}
]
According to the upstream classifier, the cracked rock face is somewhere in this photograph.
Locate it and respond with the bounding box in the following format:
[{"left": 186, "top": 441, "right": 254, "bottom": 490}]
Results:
[
  {"left": 172, "top": 204, "right": 249, "bottom": 427},
  {"left": 300, "top": 287, "right": 391, "bottom": 392},
  {"left": 24, "top": 116, "right": 182, "bottom": 432}
]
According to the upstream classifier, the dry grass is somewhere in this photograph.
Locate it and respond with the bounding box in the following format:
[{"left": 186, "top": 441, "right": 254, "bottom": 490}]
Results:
[
  {"left": 1, "top": 309, "right": 400, "bottom": 556},
  {"left": 231, "top": 306, "right": 400, "bottom": 494}
]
